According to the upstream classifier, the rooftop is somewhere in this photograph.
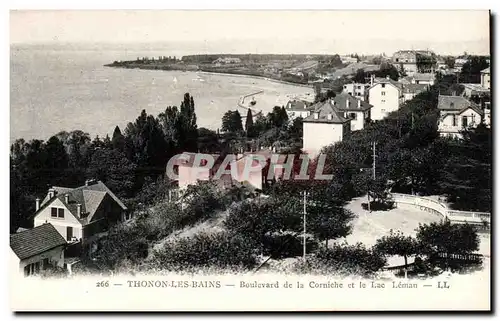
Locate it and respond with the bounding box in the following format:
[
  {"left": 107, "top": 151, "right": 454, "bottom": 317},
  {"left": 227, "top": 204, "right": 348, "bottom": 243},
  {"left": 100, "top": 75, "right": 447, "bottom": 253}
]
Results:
[
  {"left": 303, "top": 100, "right": 350, "bottom": 124},
  {"left": 332, "top": 93, "right": 373, "bottom": 111},
  {"left": 285, "top": 99, "right": 311, "bottom": 111},
  {"left": 437, "top": 95, "right": 483, "bottom": 115},
  {"left": 10, "top": 224, "right": 67, "bottom": 260},
  {"left": 481, "top": 67, "right": 490, "bottom": 74},
  {"left": 402, "top": 84, "right": 429, "bottom": 94},
  {"left": 37, "top": 180, "right": 127, "bottom": 225}
]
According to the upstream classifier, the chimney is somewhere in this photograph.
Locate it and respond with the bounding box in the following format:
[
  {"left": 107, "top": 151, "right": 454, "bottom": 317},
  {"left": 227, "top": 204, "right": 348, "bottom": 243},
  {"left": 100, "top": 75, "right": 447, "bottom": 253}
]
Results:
[
  {"left": 64, "top": 194, "right": 69, "bottom": 204},
  {"left": 35, "top": 198, "right": 40, "bottom": 211},
  {"left": 77, "top": 204, "right": 82, "bottom": 218},
  {"left": 48, "top": 188, "right": 55, "bottom": 199},
  {"left": 327, "top": 113, "right": 333, "bottom": 120},
  {"left": 357, "top": 99, "right": 361, "bottom": 108},
  {"left": 370, "top": 74, "right": 375, "bottom": 86},
  {"left": 386, "top": 75, "right": 390, "bottom": 80},
  {"left": 346, "top": 99, "right": 350, "bottom": 108},
  {"left": 313, "top": 112, "right": 319, "bottom": 120},
  {"left": 85, "top": 179, "right": 97, "bottom": 186}
]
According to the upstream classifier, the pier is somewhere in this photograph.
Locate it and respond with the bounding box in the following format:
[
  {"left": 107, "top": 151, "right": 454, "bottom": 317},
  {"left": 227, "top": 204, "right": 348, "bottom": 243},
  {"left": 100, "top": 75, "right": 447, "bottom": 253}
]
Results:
[{"left": 238, "top": 90, "right": 264, "bottom": 117}]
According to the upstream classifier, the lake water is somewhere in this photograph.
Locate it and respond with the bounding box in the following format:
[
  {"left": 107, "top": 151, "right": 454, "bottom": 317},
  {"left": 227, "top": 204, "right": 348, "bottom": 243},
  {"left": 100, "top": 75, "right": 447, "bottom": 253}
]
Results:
[{"left": 10, "top": 45, "right": 313, "bottom": 142}]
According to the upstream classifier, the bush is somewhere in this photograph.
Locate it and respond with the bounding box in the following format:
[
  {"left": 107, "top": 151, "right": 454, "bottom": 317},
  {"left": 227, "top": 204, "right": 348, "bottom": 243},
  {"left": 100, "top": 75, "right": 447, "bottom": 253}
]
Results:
[
  {"left": 262, "top": 233, "right": 318, "bottom": 259},
  {"left": 153, "top": 231, "right": 259, "bottom": 271},
  {"left": 305, "top": 243, "right": 387, "bottom": 276},
  {"left": 90, "top": 225, "right": 149, "bottom": 270},
  {"left": 362, "top": 200, "right": 395, "bottom": 211}
]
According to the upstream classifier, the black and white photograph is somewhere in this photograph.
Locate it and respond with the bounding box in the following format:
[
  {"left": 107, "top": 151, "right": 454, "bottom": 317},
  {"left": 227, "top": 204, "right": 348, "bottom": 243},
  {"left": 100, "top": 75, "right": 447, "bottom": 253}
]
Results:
[{"left": 8, "top": 9, "right": 492, "bottom": 312}]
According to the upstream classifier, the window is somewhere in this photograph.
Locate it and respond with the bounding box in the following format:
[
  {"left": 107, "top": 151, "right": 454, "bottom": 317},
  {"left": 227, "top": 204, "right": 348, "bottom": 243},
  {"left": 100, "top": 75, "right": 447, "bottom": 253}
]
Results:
[
  {"left": 381, "top": 109, "right": 386, "bottom": 112},
  {"left": 343, "top": 85, "right": 347, "bottom": 89},
  {"left": 450, "top": 102, "right": 454, "bottom": 108},
  {"left": 381, "top": 84, "right": 386, "bottom": 88},
  {"left": 51, "top": 207, "right": 57, "bottom": 217},
  {"left": 357, "top": 85, "right": 361, "bottom": 89},
  {"left": 462, "top": 116, "right": 468, "bottom": 127},
  {"left": 24, "top": 262, "right": 40, "bottom": 277},
  {"left": 349, "top": 113, "right": 357, "bottom": 120},
  {"left": 395, "top": 58, "right": 399, "bottom": 62},
  {"left": 452, "top": 115, "right": 457, "bottom": 126},
  {"left": 356, "top": 92, "right": 361, "bottom": 96},
  {"left": 381, "top": 100, "right": 386, "bottom": 103},
  {"left": 67, "top": 226, "right": 73, "bottom": 241},
  {"left": 58, "top": 208, "right": 64, "bottom": 218},
  {"left": 348, "top": 92, "right": 352, "bottom": 96},
  {"left": 381, "top": 91, "right": 386, "bottom": 96}
]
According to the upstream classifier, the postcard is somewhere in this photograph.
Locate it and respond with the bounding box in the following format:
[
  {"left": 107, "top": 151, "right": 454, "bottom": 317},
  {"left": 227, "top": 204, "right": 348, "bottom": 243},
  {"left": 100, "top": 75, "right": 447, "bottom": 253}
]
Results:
[{"left": 9, "top": 9, "right": 491, "bottom": 312}]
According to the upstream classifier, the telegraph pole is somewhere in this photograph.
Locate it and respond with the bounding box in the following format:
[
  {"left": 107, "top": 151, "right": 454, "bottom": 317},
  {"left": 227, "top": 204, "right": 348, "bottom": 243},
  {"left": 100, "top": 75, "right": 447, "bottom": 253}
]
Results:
[
  {"left": 302, "top": 190, "right": 308, "bottom": 260},
  {"left": 372, "top": 141, "right": 377, "bottom": 180}
]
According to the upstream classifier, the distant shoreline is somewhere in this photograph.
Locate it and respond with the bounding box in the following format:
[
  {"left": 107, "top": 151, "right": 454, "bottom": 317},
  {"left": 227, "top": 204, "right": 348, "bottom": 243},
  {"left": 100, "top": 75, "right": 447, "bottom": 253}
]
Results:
[{"left": 103, "top": 63, "right": 314, "bottom": 89}]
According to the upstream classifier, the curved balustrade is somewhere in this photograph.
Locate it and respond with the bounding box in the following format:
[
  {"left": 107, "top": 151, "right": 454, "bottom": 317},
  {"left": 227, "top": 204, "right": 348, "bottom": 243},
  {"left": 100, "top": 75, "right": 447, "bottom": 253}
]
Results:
[{"left": 391, "top": 193, "right": 490, "bottom": 226}]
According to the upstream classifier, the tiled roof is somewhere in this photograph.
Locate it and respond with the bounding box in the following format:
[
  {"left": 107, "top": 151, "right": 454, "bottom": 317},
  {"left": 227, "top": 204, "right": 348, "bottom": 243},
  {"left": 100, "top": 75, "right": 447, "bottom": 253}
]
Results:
[
  {"left": 10, "top": 224, "right": 66, "bottom": 260},
  {"left": 402, "top": 84, "right": 429, "bottom": 94},
  {"left": 35, "top": 181, "right": 127, "bottom": 225},
  {"left": 332, "top": 93, "right": 373, "bottom": 111},
  {"left": 371, "top": 77, "right": 403, "bottom": 90},
  {"left": 437, "top": 95, "right": 483, "bottom": 115},
  {"left": 413, "top": 73, "right": 435, "bottom": 82},
  {"left": 303, "top": 100, "right": 350, "bottom": 124},
  {"left": 285, "top": 100, "right": 311, "bottom": 111}
]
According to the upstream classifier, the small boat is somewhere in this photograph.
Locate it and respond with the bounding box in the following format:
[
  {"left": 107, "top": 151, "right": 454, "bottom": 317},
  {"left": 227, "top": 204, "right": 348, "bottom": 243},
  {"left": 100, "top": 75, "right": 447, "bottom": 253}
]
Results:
[{"left": 173, "top": 76, "right": 178, "bottom": 83}]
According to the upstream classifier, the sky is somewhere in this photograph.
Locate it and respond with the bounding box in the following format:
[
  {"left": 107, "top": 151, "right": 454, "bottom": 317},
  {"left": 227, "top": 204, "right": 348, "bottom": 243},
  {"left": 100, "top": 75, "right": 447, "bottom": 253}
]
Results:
[{"left": 9, "top": 10, "right": 491, "bottom": 55}]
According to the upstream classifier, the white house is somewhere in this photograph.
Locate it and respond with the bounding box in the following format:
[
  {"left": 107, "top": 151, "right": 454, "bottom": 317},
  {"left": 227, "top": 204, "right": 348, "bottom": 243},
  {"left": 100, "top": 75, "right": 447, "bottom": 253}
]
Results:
[
  {"left": 481, "top": 67, "right": 490, "bottom": 90},
  {"left": 437, "top": 95, "right": 484, "bottom": 139},
  {"left": 302, "top": 100, "right": 351, "bottom": 157},
  {"left": 343, "top": 83, "right": 370, "bottom": 101},
  {"left": 10, "top": 223, "right": 67, "bottom": 278},
  {"left": 32, "top": 179, "right": 128, "bottom": 244},
  {"left": 285, "top": 100, "right": 313, "bottom": 120},
  {"left": 402, "top": 84, "right": 429, "bottom": 102},
  {"left": 461, "top": 83, "right": 490, "bottom": 98},
  {"left": 368, "top": 76, "right": 404, "bottom": 121},
  {"left": 412, "top": 73, "right": 435, "bottom": 85},
  {"left": 454, "top": 57, "right": 469, "bottom": 71},
  {"left": 330, "top": 93, "right": 373, "bottom": 131}
]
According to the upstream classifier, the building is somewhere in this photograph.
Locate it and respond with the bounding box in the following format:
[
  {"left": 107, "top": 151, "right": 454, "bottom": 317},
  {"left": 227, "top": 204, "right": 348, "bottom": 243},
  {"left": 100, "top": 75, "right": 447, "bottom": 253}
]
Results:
[
  {"left": 174, "top": 151, "right": 288, "bottom": 192},
  {"left": 212, "top": 57, "right": 242, "bottom": 65},
  {"left": 32, "top": 179, "right": 128, "bottom": 244},
  {"left": 330, "top": 93, "right": 373, "bottom": 131},
  {"left": 437, "top": 95, "right": 484, "bottom": 139},
  {"left": 436, "top": 59, "right": 448, "bottom": 70},
  {"left": 368, "top": 76, "right": 404, "bottom": 121},
  {"left": 461, "top": 83, "right": 490, "bottom": 98},
  {"left": 392, "top": 50, "right": 435, "bottom": 76},
  {"left": 302, "top": 100, "right": 351, "bottom": 157},
  {"left": 412, "top": 73, "right": 435, "bottom": 85},
  {"left": 340, "top": 56, "right": 358, "bottom": 65},
  {"left": 402, "top": 84, "right": 429, "bottom": 102},
  {"left": 343, "top": 83, "right": 370, "bottom": 101},
  {"left": 454, "top": 57, "right": 469, "bottom": 71},
  {"left": 10, "top": 223, "right": 67, "bottom": 278},
  {"left": 481, "top": 67, "right": 490, "bottom": 89},
  {"left": 285, "top": 100, "right": 313, "bottom": 120}
]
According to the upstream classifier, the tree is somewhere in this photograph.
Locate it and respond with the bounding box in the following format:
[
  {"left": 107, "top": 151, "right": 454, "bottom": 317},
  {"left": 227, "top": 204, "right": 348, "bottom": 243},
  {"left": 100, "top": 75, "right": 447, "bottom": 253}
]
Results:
[
  {"left": 197, "top": 127, "right": 221, "bottom": 153},
  {"left": 245, "top": 109, "right": 254, "bottom": 137},
  {"left": 416, "top": 220, "right": 480, "bottom": 258},
  {"left": 86, "top": 148, "right": 137, "bottom": 198},
  {"left": 221, "top": 110, "right": 243, "bottom": 134},
  {"left": 374, "top": 230, "right": 419, "bottom": 273},
  {"left": 439, "top": 124, "right": 491, "bottom": 211},
  {"left": 460, "top": 56, "right": 489, "bottom": 83},
  {"left": 111, "top": 126, "right": 125, "bottom": 152}
]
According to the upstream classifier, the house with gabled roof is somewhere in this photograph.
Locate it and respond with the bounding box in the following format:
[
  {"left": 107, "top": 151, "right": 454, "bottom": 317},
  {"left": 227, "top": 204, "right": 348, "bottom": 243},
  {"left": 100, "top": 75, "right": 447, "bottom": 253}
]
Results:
[
  {"left": 330, "top": 93, "right": 373, "bottom": 131},
  {"left": 285, "top": 99, "right": 314, "bottom": 120},
  {"left": 437, "top": 95, "right": 484, "bottom": 139},
  {"left": 32, "top": 179, "right": 128, "bottom": 244},
  {"left": 368, "top": 75, "right": 404, "bottom": 121},
  {"left": 10, "top": 223, "right": 67, "bottom": 277},
  {"left": 302, "top": 99, "right": 351, "bottom": 157},
  {"left": 481, "top": 67, "right": 490, "bottom": 90}
]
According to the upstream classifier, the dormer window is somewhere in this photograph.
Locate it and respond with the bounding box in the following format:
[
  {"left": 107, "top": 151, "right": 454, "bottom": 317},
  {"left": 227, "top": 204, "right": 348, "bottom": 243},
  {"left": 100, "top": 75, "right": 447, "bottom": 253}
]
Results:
[{"left": 381, "top": 84, "right": 386, "bottom": 88}]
